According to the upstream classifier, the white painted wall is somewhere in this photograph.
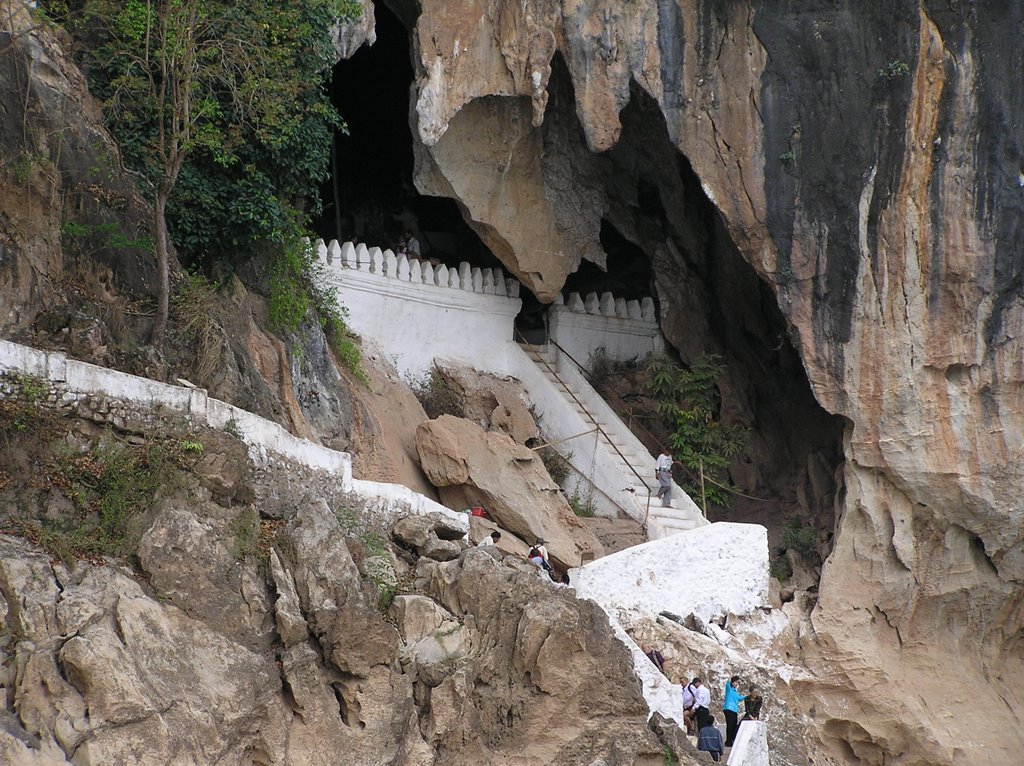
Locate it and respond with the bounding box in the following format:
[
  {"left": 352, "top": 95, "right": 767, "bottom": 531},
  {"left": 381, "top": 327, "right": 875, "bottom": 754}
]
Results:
[
  {"left": 727, "top": 720, "right": 770, "bottom": 766},
  {"left": 318, "top": 240, "right": 522, "bottom": 378},
  {"left": 548, "top": 292, "right": 664, "bottom": 369},
  {"left": 614, "top": 621, "right": 687, "bottom": 726},
  {"left": 0, "top": 338, "right": 467, "bottom": 534},
  {"left": 569, "top": 522, "right": 769, "bottom": 624}
]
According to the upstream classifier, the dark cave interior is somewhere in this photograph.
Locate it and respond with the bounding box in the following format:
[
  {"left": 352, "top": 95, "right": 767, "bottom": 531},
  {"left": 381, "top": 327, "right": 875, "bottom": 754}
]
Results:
[
  {"left": 317, "top": 0, "right": 845, "bottom": 554},
  {"left": 315, "top": 2, "right": 500, "bottom": 269}
]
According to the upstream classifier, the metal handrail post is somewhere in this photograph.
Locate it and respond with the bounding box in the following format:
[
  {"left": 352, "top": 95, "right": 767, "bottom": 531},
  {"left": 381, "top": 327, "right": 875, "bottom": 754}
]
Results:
[{"left": 516, "top": 330, "right": 654, "bottom": 535}]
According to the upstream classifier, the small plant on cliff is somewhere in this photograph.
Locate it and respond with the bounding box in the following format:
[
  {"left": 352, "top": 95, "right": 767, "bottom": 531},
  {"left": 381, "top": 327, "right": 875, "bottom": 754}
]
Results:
[
  {"left": 782, "top": 518, "right": 817, "bottom": 559},
  {"left": 539, "top": 446, "right": 574, "bottom": 487},
  {"left": 878, "top": 59, "right": 911, "bottom": 80},
  {"left": 171, "top": 272, "right": 225, "bottom": 385},
  {"left": 267, "top": 237, "right": 368, "bottom": 384},
  {"left": 568, "top": 488, "right": 597, "bottom": 518},
  {"left": 646, "top": 354, "right": 748, "bottom": 511},
  {"left": 0, "top": 374, "right": 58, "bottom": 443},
  {"left": 410, "top": 366, "right": 464, "bottom": 419}
]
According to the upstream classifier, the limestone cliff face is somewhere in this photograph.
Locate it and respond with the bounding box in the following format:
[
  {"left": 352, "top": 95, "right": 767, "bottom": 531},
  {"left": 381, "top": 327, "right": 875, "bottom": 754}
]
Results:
[{"left": 404, "top": 2, "right": 1024, "bottom": 763}]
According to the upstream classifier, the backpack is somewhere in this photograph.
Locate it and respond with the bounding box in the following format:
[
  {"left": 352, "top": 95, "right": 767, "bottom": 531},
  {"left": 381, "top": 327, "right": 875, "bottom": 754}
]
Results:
[{"left": 528, "top": 547, "right": 541, "bottom": 559}]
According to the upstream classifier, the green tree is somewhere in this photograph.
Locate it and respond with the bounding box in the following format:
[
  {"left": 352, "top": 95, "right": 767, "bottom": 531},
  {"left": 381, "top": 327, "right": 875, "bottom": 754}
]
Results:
[
  {"left": 74, "top": 0, "right": 350, "bottom": 345},
  {"left": 646, "top": 354, "right": 748, "bottom": 510}
]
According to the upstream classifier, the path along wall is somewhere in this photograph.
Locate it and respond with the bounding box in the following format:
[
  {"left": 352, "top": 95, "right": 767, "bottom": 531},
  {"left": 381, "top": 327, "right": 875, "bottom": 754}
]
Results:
[{"left": 0, "top": 339, "right": 466, "bottom": 532}]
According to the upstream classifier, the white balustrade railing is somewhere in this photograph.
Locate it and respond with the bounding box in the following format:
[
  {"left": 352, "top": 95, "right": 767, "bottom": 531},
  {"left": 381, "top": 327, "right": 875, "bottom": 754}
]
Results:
[
  {"left": 556, "top": 291, "right": 657, "bottom": 323},
  {"left": 317, "top": 239, "right": 521, "bottom": 299}
]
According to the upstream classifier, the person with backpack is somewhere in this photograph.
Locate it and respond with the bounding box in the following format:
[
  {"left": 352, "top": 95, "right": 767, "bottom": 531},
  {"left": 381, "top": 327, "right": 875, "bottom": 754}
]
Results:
[
  {"left": 692, "top": 678, "right": 712, "bottom": 730},
  {"left": 682, "top": 677, "right": 700, "bottom": 735},
  {"left": 532, "top": 538, "right": 554, "bottom": 574},
  {"left": 723, "top": 675, "right": 747, "bottom": 747}
]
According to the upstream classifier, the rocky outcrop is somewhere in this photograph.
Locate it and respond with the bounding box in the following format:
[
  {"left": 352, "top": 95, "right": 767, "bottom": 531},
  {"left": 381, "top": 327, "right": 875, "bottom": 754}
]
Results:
[
  {"left": 415, "top": 414, "right": 603, "bottom": 568},
  {"left": 401, "top": 2, "right": 1024, "bottom": 763},
  {"left": 0, "top": 403, "right": 683, "bottom": 765}
]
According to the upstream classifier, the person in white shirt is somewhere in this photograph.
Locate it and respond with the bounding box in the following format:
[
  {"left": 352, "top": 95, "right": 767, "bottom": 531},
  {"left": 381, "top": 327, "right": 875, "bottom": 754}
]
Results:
[
  {"left": 477, "top": 531, "right": 501, "bottom": 547},
  {"left": 532, "top": 538, "right": 554, "bottom": 574},
  {"left": 682, "top": 677, "right": 699, "bottom": 735},
  {"left": 692, "top": 678, "right": 712, "bottom": 730},
  {"left": 655, "top": 448, "right": 678, "bottom": 507},
  {"left": 403, "top": 230, "right": 421, "bottom": 258}
]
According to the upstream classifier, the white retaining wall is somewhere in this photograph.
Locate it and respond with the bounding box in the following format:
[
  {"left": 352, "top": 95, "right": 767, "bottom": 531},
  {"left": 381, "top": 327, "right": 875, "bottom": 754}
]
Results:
[
  {"left": 570, "top": 522, "right": 769, "bottom": 624},
  {"left": 317, "top": 240, "right": 522, "bottom": 377},
  {"left": 548, "top": 292, "right": 664, "bottom": 369},
  {"left": 0, "top": 338, "right": 466, "bottom": 532}
]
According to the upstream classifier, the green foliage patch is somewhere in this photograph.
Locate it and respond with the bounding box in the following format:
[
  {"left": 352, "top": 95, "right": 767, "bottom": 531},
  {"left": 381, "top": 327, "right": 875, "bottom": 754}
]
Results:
[
  {"left": 539, "top": 446, "right": 573, "bottom": 487},
  {"left": 646, "top": 354, "right": 749, "bottom": 510},
  {"left": 267, "top": 238, "right": 367, "bottom": 383},
  {"left": 409, "top": 367, "right": 463, "bottom": 419},
  {"left": 24, "top": 438, "right": 186, "bottom": 563}
]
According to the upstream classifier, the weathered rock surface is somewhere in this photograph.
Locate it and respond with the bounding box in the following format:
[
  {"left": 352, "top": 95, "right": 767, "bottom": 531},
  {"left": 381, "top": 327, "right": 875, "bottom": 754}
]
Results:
[
  {"left": 415, "top": 415, "right": 603, "bottom": 568},
  {"left": 0, "top": 405, "right": 685, "bottom": 765},
  {"left": 403, "top": 2, "right": 1024, "bottom": 763}
]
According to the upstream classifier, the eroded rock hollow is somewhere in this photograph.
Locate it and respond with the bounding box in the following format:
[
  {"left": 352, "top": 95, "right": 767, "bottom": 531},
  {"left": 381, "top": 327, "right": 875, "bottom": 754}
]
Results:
[{"left": 394, "top": 1, "right": 1024, "bottom": 763}]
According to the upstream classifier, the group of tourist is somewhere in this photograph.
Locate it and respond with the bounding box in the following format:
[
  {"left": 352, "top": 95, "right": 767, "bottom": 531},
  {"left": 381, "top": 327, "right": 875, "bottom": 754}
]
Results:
[
  {"left": 680, "top": 674, "right": 763, "bottom": 761},
  {"left": 476, "top": 531, "right": 557, "bottom": 579}
]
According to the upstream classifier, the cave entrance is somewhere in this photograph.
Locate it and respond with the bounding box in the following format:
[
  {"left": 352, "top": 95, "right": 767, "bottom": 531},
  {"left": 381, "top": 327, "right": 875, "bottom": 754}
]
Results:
[
  {"left": 316, "top": 1, "right": 498, "bottom": 268},
  {"left": 540, "top": 58, "right": 845, "bottom": 552}
]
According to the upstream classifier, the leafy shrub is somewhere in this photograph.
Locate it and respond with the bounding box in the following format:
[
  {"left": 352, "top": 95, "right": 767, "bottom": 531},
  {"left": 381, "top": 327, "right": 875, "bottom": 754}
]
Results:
[
  {"left": 410, "top": 367, "right": 464, "bottom": 419},
  {"left": 770, "top": 555, "right": 793, "bottom": 583},
  {"left": 782, "top": 519, "right": 817, "bottom": 559},
  {"left": 646, "top": 354, "right": 748, "bottom": 509},
  {"left": 171, "top": 272, "right": 225, "bottom": 384},
  {"left": 539, "top": 446, "right": 573, "bottom": 486},
  {"left": 34, "top": 439, "right": 184, "bottom": 562},
  {"left": 268, "top": 237, "right": 367, "bottom": 384}
]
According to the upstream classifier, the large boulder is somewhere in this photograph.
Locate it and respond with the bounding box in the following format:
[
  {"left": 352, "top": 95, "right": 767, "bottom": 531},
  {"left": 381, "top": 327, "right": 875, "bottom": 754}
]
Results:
[{"left": 415, "top": 415, "right": 603, "bottom": 568}]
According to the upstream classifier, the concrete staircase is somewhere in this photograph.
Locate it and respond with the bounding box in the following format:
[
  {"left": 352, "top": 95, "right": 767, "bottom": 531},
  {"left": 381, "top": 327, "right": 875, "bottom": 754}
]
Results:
[{"left": 520, "top": 343, "right": 706, "bottom": 539}]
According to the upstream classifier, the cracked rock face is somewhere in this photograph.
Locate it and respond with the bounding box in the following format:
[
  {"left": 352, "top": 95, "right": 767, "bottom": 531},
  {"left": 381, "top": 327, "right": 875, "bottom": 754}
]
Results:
[
  {"left": 0, "top": 434, "right": 669, "bottom": 765},
  {"left": 403, "top": 2, "right": 1024, "bottom": 763}
]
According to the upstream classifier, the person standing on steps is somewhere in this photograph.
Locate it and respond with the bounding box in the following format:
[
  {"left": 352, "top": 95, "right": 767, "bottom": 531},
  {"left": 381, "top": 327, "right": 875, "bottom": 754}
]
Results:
[
  {"left": 640, "top": 643, "right": 665, "bottom": 674},
  {"left": 655, "top": 448, "right": 678, "bottom": 507},
  {"left": 682, "top": 677, "right": 699, "bottom": 735},
  {"left": 723, "top": 675, "right": 747, "bottom": 748},
  {"left": 693, "top": 677, "right": 712, "bottom": 730},
  {"left": 696, "top": 714, "right": 725, "bottom": 762}
]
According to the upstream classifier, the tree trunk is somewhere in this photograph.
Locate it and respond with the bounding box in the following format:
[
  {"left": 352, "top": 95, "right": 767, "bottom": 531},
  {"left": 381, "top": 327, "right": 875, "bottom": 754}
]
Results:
[{"left": 151, "top": 188, "right": 170, "bottom": 347}]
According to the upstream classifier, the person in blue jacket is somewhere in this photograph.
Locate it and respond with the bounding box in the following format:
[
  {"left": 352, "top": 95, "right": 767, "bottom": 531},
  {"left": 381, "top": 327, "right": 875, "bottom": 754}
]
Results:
[{"left": 723, "top": 675, "right": 747, "bottom": 747}]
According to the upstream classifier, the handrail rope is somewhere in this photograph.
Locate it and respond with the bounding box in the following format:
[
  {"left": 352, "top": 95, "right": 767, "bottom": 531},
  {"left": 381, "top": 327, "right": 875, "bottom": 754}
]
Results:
[
  {"left": 574, "top": 359, "right": 794, "bottom": 507},
  {"left": 516, "top": 330, "right": 653, "bottom": 531},
  {"left": 534, "top": 440, "right": 635, "bottom": 511}
]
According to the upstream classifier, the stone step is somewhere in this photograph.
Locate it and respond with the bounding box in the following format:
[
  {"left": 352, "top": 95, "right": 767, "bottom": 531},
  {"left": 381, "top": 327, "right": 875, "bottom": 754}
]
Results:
[
  {"left": 649, "top": 509, "right": 702, "bottom": 525},
  {"left": 649, "top": 515, "right": 703, "bottom": 531}
]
